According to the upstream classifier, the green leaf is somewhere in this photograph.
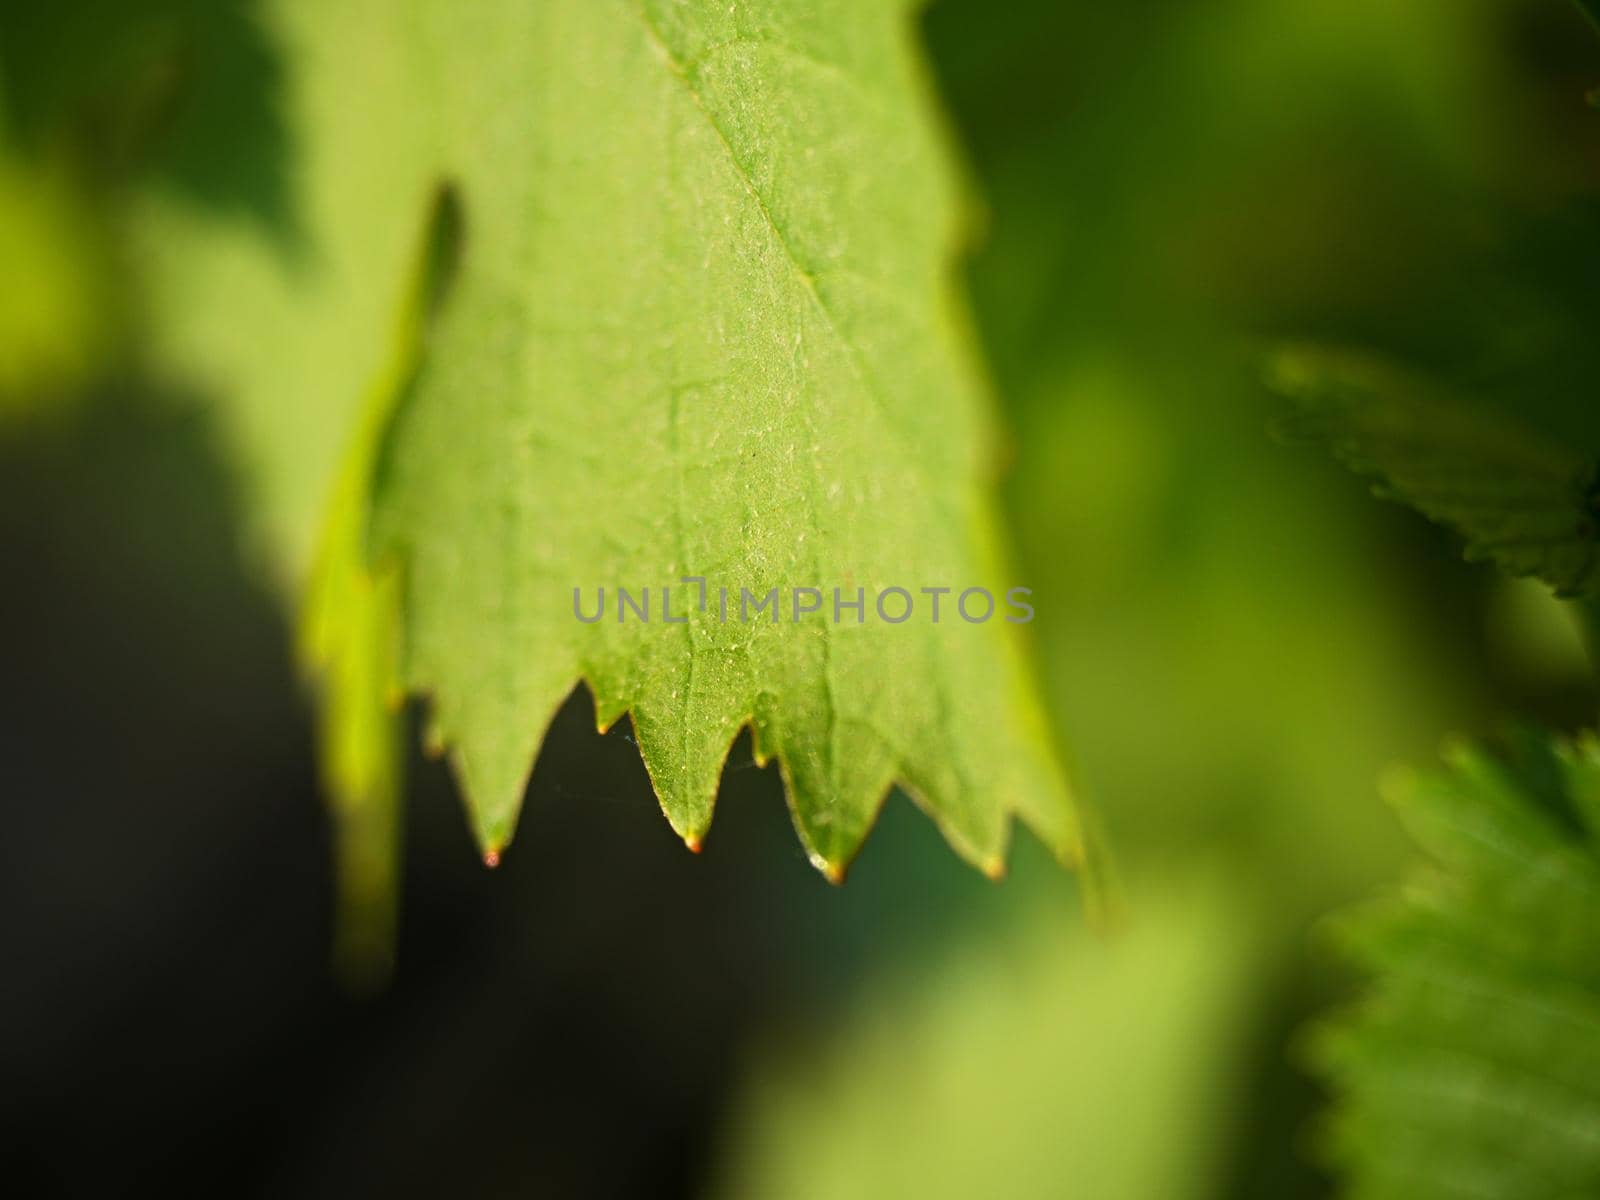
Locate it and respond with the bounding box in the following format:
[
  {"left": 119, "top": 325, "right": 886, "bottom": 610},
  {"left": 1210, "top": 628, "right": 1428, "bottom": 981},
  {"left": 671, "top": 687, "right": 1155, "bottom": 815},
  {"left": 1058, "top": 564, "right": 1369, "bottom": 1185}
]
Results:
[
  {"left": 1312, "top": 732, "right": 1600, "bottom": 1199},
  {"left": 715, "top": 880, "right": 1264, "bottom": 1200},
  {"left": 0, "top": 141, "right": 109, "bottom": 411},
  {"left": 1269, "top": 347, "right": 1600, "bottom": 597},
  {"left": 136, "top": 0, "right": 1083, "bottom": 883}
]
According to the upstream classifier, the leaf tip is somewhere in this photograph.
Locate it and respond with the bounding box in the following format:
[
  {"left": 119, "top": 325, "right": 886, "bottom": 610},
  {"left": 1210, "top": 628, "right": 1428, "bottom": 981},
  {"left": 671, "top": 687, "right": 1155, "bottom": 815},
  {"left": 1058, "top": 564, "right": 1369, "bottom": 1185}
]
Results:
[{"left": 482, "top": 848, "right": 502, "bottom": 869}]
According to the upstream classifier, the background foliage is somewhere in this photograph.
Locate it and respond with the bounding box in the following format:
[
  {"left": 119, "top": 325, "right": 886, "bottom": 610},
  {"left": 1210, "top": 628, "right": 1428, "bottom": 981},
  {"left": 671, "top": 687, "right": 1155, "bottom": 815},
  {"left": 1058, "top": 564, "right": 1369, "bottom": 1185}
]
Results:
[{"left": 4, "top": 0, "right": 1600, "bottom": 1196}]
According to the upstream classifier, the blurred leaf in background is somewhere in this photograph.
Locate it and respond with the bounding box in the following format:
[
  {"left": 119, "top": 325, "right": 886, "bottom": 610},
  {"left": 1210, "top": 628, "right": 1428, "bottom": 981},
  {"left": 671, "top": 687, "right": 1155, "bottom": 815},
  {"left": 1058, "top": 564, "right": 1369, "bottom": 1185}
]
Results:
[
  {"left": 1269, "top": 348, "right": 1600, "bottom": 599},
  {"left": 0, "top": 139, "right": 109, "bottom": 411},
  {"left": 0, "top": 0, "right": 296, "bottom": 417},
  {"left": 1313, "top": 733, "right": 1600, "bottom": 1199},
  {"left": 717, "top": 877, "right": 1266, "bottom": 1200},
  {"left": 924, "top": 0, "right": 1510, "bottom": 915}
]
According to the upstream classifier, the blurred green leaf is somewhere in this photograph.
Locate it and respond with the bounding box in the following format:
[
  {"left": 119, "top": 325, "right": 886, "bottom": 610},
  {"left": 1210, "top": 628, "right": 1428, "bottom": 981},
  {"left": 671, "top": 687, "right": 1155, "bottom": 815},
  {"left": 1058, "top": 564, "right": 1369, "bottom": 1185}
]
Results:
[
  {"left": 1314, "top": 733, "right": 1600, "bottom": 1198},
  {"left": 926, "top": 0, "right": 1512, "bottom": 910},
  {"left": 0, "top": 143, "right": 109, "bottom": 410},
  {"left": 715, "top": 879, "right": 1265, "bottom": 1200},
  {"left": 297, "top": 186, "right": 461, "bottom": 986},
  {"left": 136, "top": 0, "right": 1082, "bottom": 881},
  {"left": 1270, "top": 347, "right": 1600, "bottom": 597}
]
